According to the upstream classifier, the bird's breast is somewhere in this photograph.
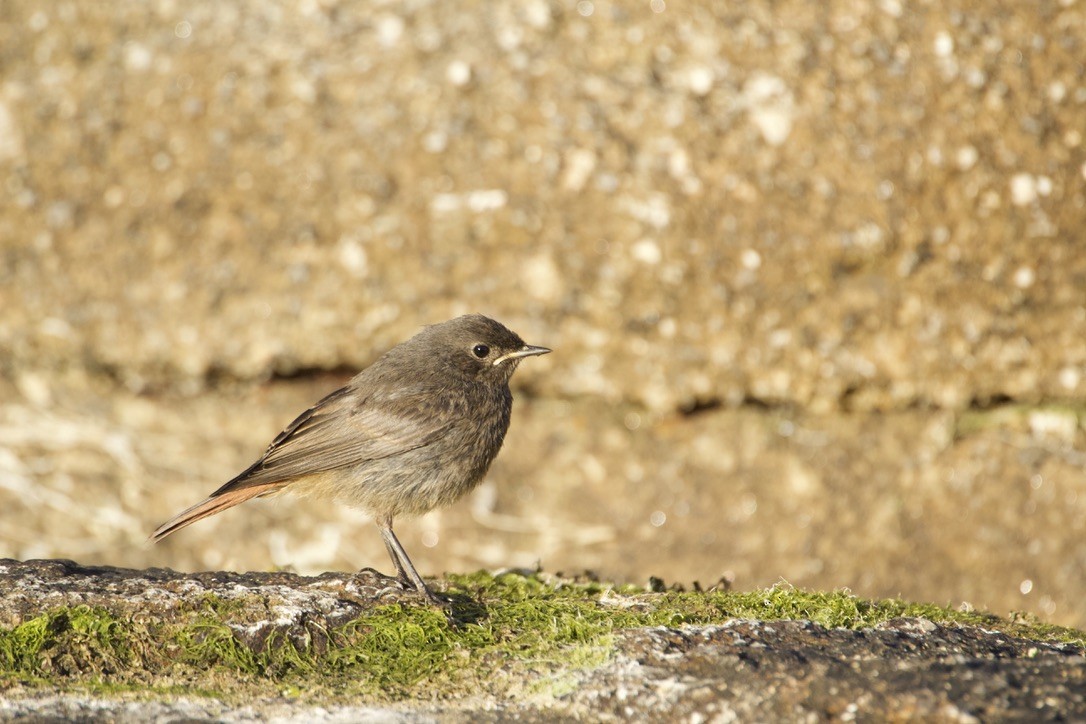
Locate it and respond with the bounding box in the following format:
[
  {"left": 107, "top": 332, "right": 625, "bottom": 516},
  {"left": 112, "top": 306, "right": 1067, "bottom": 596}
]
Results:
[{"left": 340, "top": 383, "right": 514, "bottom": 516}]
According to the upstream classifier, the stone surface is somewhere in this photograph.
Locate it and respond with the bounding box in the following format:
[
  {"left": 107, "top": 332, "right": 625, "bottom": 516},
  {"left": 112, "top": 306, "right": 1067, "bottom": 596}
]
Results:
[
  {"left": 0, "top": 557, "right": 391, "bottom": 630},
  {"left": 8, "top": 618, "right": 1086, "bottom": 722},
  {"left": 571, "top": 620, "right": 1086, "bottom": 721},
  {"left": 1, "top": 559, "right": 1084, "bottom": 721},
  {"left": 0, "top": 697, "right": 426, "bottom": 723}
]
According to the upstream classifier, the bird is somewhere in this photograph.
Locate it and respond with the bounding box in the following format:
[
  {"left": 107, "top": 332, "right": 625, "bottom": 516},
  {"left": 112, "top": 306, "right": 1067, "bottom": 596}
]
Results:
[{"left": 151, "top": 314, "right": 550, "bottom": 604}]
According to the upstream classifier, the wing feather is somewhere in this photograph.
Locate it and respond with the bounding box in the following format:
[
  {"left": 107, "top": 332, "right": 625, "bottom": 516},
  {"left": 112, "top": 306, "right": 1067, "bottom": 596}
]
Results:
[{"left": 211, "top": 383, "right": 458, "bottom": 496}]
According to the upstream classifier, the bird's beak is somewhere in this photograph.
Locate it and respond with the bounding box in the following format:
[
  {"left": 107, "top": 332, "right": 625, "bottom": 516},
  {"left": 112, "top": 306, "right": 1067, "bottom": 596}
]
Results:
[{"left": 493, "top": 344, "right": 552, "bottom": 366}]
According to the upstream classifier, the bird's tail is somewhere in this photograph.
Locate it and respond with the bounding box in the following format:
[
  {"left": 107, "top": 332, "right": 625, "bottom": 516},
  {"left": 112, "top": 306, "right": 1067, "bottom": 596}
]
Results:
[{"left": 149, "top": 483, "right": 281, "bottom": 542}]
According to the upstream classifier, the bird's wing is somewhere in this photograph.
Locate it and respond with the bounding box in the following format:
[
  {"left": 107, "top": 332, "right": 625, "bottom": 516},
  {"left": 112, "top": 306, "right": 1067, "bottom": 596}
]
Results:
[{"left": 211, "top": 384, "right": 459, "bottom": 495}]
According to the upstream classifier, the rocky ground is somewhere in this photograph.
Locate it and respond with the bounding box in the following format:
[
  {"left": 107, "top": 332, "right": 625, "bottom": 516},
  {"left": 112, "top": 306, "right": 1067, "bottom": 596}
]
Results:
[
  {"left": 7, "top": 622, "right": 1086, "bottom": 721},
  {"left": 1, "top": 559, "right": 1084, "bottom": 721}
]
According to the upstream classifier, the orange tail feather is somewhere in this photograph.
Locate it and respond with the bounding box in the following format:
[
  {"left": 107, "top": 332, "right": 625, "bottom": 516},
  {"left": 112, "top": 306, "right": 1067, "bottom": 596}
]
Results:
[{"left": 150, "top": 484, "right": 281, "bottom": 542}]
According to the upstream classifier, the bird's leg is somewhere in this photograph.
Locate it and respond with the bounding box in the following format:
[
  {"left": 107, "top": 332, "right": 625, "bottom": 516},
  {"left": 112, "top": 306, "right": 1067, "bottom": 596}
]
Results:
[
  {"left": 379, "top": 531, "right": 412, "bottom": 586},
  {"left": 375, "top": 515, "right": 444, "bottom": 605}
]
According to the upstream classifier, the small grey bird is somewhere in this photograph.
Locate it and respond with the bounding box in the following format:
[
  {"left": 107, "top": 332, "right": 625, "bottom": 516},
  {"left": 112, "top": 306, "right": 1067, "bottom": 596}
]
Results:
[{"left": 151, "top": 315, "right": 550, "bottom": 603}]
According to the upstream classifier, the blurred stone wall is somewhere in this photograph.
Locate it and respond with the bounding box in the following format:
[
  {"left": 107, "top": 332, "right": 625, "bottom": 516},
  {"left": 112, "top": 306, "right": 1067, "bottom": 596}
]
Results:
[
  {"left": 2, "top": 1, "right": 1086, "bottom": 625},
  {"left": 2, "top": 0, "right": 1084, "bottom": 410}
]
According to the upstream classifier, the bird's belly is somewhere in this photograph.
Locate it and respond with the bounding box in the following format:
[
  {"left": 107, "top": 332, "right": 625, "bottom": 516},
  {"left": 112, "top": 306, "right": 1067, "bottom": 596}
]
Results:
[{"left": 298, "top": 435, "right": 500, "bottom": 518}]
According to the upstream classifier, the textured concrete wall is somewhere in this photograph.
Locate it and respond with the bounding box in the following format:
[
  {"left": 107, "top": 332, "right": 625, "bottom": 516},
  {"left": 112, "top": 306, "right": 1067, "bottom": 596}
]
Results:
[{"left": 3, "top": 0, "right": 1084, "bottom": 410}]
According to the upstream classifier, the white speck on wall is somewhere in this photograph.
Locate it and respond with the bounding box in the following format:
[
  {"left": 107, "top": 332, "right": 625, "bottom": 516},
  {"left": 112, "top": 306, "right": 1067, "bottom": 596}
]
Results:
[
  {"left": 964, "top": 67, "right": 986, "bottom": 89},
  {"left": 430, "top": 194, "right": 461, "bottom": 214},
  {"left": 337, "top": 237, "right": 368, "bottom": 277},
  {"left": 446, "top": 60, "right": 472, "bottom": 87},
  {"left": 0, "top": 100, "right": 24, "bottom": 162},
  {"left": 1009, "top": 173, "right": 1038, "bottom": 206},
  {"left": 668, "top": 147, "right": 691, "bottom": 179},
  {"left": 740, "top": 494, "right": 758, "bottom": 518},
  {"left": 39, "top": 317, "right": 73, "bottom": 338},
  {"left": 430, "top": 189, "right": 508, "bottom": 214},
  {"left": 1035, "top": 175, "right": 1053, "bottom": 197},
  {"left": 743, "top": 73, "right": 795, "bottom": 146},
  {"left": 741, "top": 248, "right": 762, "bottom": 270},
  {"left": 15, "top": 372, "right": 52, "bottom": 407},
  {"left": 291, "top": 76, "right": 316, "bottom": 104},
  {"left": 878, "top": 0, "right": 902, "bottom": 17},
  {"left": 632, "top": 238, "right": 662, "bottom": 265},
  {"left": 933, "top": 31, "right": 954, "bottom": 57},
  {"left": 1012, "top": 266, "right": 1035, "bottom": 289},
  {"left": 1028, "top": 410, "right": 1078, "bottom": 444},
  {"left": 562, "top": 148, "right": 597, "bottom": 192},
  {"left": 376, "top": 15, "right": 404, "bottom": 47},
  {"left": 466, "top": 189, "right": 507, "bottom": 212},
  {"left": 622, "top": 194, "right": 671, "bottom": 229},
  {"left": 423, "top": 131, "right": 447, "bottom": 153},
  {"left": 688, "top": 66, "right": 714, "bottom": 96},
  {"left": 1058, "top": 366, "right": 1081, "bottom": 390},
  {"left": 850, "top": 222, "right": 885, "bottom": 250},
  {"left": 955, "top": 145, "right": 978, "bottom": 170},
  {"left": 769, "top": 328, "right": 792, "bottom": 348},
  {"left": 523, "top": 0, "right": 552, "bottom": 29},
  {"left": 123, "top": 41, "right": 153, "bottom": 72}
]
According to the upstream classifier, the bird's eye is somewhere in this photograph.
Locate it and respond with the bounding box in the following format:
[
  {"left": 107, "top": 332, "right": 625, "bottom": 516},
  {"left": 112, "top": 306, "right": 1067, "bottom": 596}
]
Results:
[{"left": 472, "top": 344, "right": 490, "bottom": 358}]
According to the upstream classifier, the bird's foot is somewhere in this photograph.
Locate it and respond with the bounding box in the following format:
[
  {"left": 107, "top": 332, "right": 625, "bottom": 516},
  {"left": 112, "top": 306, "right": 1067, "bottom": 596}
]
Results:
[
  {"left": 354, "top": 566, "right": 401, "bottom": 584},
  {"left": 405, "top": 577, "right": 450, "bottom": 610},
  {"left": 360, "top": 569, "right": 447, "bottom": 609}
]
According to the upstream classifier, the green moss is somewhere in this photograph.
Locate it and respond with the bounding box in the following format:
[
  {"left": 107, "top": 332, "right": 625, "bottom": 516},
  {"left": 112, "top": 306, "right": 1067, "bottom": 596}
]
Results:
[
  {"left": 187, "top": 592, "right": 256, "bottom": 620},
  {"left": 955, "top": 402, "right": 1086, "bottom": 439},
  {"left": 326, "top": 604, "right": 454, "bottom": 693},
  {"left": 171, "top": 617, "right": 263, "bottom": 675},
  {"left": 1, "top": 572, "right": 1083, "bottom": 701},
  {"left": 0, "top": 605, "right": 144, "bottom": 681}
]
